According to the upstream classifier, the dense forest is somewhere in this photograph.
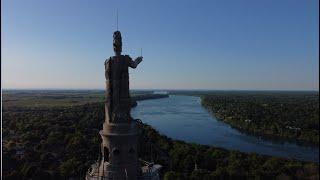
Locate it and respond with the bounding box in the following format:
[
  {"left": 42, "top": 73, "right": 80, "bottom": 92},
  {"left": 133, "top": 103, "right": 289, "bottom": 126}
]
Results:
[
  {"left": 3, "top": 93, "right": 319, "bottom": 179},
  {"left": 201, "top": 92, "right": 319, "bottom": 146}
]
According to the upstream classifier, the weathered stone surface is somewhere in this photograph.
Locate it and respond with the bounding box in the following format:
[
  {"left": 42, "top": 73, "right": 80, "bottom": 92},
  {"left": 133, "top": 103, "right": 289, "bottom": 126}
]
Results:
[{"left": 87, "top": 30, "right": 143, "bottom": 180}]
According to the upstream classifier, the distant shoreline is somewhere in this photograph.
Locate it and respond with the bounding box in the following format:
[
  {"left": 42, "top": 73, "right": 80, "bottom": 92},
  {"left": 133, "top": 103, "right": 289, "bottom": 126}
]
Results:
[
  {"left": 3, "top": 89, "right": 319, "bottom": 93},
  {"left": 131, "top": 94, "right": 169, "bottom": 107}
]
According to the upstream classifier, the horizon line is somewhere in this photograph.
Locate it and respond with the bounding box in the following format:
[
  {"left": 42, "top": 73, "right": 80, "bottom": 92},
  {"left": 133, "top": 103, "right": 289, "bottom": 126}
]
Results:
[{"left": 2, "top": 88, "right": 319, "bottom": 92}]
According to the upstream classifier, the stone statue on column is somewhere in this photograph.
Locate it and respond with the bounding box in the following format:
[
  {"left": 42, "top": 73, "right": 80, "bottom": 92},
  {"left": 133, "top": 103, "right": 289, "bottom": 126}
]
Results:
[
  {"left": 86, "top": 30, "right": 161, "bottom": 180},
  {"left": 104, "top": 31, "right": 143, "bottom": 123}
]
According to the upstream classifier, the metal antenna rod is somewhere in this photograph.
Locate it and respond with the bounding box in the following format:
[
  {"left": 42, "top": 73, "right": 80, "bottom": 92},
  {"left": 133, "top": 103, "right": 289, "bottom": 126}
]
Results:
[{"left": 116, "top": 8, "right": 118, "bottom": 30}]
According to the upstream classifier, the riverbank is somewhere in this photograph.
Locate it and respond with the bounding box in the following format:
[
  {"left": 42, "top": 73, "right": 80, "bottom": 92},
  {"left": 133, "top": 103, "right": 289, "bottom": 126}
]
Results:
[
  {"left": 200, "top": 92, "right": 319, "bottom": 146},
  {"left": 131, "top": 94, "right": 169, "bottom": 107},
  {"left": 140, "top": 123, "right": 319, "bottom": 179},
  {"left": 132, "top": 95, "right": 319, "bottom": 163},
  {"left": 3, "top": 100, "right": 319, "bottom": 179}
]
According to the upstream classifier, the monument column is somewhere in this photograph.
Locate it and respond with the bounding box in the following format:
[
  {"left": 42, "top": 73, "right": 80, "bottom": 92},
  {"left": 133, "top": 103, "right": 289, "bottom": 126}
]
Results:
[{"left": 86, "top": 30, "right": 142, "bottom": 180}]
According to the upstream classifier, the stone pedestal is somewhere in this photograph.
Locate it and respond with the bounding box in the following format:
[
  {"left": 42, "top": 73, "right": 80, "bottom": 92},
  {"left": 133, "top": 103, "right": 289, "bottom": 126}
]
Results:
[{"left": 86, "top": 121, "right": 139, "bottom": 180}]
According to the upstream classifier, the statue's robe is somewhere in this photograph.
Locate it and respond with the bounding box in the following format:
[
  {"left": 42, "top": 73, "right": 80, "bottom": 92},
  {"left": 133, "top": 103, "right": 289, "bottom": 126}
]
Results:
[{"left": 104, "top": 55, "right": 133, "bottom": 123}]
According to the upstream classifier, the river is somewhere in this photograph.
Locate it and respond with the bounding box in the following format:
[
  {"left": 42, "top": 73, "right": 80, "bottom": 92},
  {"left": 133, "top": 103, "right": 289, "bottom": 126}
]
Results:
[{"left": 131, "top": 95, "right": 319, "bottom": 163}]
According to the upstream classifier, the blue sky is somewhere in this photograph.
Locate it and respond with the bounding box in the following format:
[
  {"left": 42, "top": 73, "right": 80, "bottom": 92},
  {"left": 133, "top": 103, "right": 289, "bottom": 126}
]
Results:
[{"left": 2, "top": 0, "right": 319, "bottom": 90}]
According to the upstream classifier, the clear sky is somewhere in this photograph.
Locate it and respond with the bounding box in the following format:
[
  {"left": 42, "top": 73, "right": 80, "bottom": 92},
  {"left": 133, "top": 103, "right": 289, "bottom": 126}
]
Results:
[{"left": 2, "top": 0, "right": 319, "bottom": 90}]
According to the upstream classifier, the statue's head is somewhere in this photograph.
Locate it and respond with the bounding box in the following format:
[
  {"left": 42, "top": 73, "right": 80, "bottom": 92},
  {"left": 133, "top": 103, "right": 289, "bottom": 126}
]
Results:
[{"left": 113, "top": 31, "right": 122, "bottom": 55}]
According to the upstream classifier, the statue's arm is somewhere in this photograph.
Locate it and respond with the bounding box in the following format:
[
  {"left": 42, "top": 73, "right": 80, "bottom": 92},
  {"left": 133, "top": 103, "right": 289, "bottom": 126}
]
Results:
[{"left": 127, "top": 55, "right": 143, "bottom": 69}]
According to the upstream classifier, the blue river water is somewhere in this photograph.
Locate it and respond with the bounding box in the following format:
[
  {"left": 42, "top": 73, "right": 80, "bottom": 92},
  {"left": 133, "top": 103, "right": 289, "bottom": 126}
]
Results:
[{"left": 131, "top": 95, "right": 319, "bottom": 163}]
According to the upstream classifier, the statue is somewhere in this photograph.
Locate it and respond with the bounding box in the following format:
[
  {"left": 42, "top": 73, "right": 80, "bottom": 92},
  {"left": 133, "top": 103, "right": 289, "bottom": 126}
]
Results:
[
  {"left": 104, "top": 31, "right": 143, "bottom": 123},
  {"left": 86, "top": 30, "right": 160, "bottom": 180}
]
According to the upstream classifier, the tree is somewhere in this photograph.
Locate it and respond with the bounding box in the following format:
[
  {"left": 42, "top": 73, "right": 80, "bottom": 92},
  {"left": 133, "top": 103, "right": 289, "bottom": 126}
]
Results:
[{"left": 164, "top": 171, "right": 183, "bottom": 180}]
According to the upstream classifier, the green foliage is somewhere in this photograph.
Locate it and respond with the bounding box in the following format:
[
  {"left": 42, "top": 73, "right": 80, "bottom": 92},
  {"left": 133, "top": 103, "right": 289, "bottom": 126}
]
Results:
[
  {"left": 164, "top": 171, "right": 184, "bottom": 180},
  {"left": 190, "top": 169, "right": 211, "bottom": 180},
  {"left": 2, "top": 102, "right": 103, "bottom": 179},
  {"left": 140, "top": 123, "right": 319, "bottom": 179},
  {"left": 201, "top": 92, "right": 319, "bottom": 145},
  {"left": 211, "top": 166, "right": 228, "bottom": 179},
  {"left": 59, "top": 158, "right": 82, "bottom": 178},
  {"left": 2, "top": 91, "right": 319, "bottom": 179}
]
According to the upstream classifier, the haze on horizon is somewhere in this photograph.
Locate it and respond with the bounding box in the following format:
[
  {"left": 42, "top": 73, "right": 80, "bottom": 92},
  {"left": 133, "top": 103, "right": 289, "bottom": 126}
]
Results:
[{"left": 2, "top": 0, "right": 319, "bottom": 91}]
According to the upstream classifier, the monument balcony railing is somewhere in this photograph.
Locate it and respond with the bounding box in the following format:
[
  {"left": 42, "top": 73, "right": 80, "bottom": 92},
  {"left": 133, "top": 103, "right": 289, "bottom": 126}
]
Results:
[{"left": 86, "top": 159, "right": 160, "bottom": 180}]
